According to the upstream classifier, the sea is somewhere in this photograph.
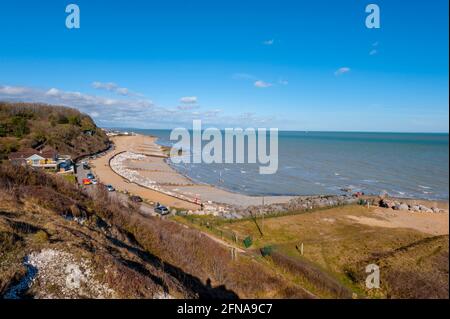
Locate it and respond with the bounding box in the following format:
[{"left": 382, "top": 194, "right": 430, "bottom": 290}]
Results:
[{"left": 126, "top": 129, "right": 449, "bottom": 201}]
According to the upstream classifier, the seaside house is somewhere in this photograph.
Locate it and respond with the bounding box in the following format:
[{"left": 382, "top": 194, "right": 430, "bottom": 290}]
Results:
[{"left": 8, "top": 147, "right": 71, "bottom": 171}]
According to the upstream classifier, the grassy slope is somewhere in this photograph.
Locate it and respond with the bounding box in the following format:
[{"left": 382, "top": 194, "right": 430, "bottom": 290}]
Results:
[
  {"left": 174, "top": 205, "right": 449, "bottom": 299},
  {"left": 0, "top": 171, "right": 191, "bottom": 298},
  {"left": 0, "top": 163, "right": 313, "bottom": 298}
]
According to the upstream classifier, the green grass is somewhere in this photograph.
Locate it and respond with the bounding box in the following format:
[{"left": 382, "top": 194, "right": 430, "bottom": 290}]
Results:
[{"left": 61, "top": 174, "right": 77, "bottom": 184}]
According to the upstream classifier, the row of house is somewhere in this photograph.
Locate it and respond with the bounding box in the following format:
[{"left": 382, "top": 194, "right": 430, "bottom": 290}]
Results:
[{"left": 8, "top": 147, "right": 73, "bottom": 173}]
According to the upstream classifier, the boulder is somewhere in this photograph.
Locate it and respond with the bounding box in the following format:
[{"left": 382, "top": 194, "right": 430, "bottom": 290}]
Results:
[
  {"left": 379, "top": 199, "right": 390, "bottom": 208},
  {"left": 394, "top": 203, "right": 409, "bottom": 211},
  {"left": 419, "top": 205, "right": 433, "bottom": 213}
]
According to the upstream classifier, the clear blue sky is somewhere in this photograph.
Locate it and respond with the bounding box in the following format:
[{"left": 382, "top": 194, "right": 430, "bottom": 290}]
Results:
[{"left": 0, "top": 0, "right": 448, "bottom": 132}]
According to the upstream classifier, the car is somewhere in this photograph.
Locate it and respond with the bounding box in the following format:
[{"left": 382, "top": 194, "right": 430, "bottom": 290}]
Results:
[
  {"left": 106, "top": 184, "right": 115, "bottom": 192},
  {"left": 83, "top": 163, "right": 90, "bottom": 170},
  {"left": 130, "top": 195, "right": 143, "bottom": 203},
  {"left": 154, "top": 205, "right": 170, "bottom": 215},
  {"left": 82, "top": 178, "right": 92, "bottom": 185},
  {"left": 87, "top": 173, "right": 95, "bottom": 180},
  {"left": 91, "top": 179, "right": 98, "bottom": 185}
]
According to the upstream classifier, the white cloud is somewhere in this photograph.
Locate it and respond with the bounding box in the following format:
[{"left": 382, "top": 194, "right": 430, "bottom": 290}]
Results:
[
  {"left": 115, "top": 87, "right": 130, "bottom": 95},
  {"left": 45, "top": 88, "right": 60, "bottom": 96},
  {"left": 179, "top": 96, "right": 198, "bottom": 104},
  {"left": 92, "top": 81, "right": 117, "bottom": 90},
  {"left": 177, "top": 104, "right": 200, "bottom": 111},
  {"left": 334, "top": 67, "right": 351, "bottom": 76},
  {"left": 254, "top": 80, "right": 272, "bottom": 88},
  {"left": 1, "top": 84, "right": 153, "bottom": 113},
  {"left": 92, "top": 81, "right": 135, "bottom": 96},
  {"left": 0, "top": 85, "right": 32, "bottom": 95},
  {"left": 369, "top": 49, "right": 378, "bottom": 56},
  {"left": 0, "top": 83, "right": 280, "bottom": 129},
  {"left": 234, "top": 74, "right": 281, "bottom": 88},
  {"left": 263, "top": 39, "right": 274, "bottom": 46}
]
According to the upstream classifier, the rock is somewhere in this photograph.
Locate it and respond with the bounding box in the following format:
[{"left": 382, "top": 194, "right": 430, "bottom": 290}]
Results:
[
  {"left": 233, "top": 194, "right": 370, "bottom": 218},
  {"left": 410, "top": 205, "right": 421, "bottom": 212},
  {"left": 379, "top": 199, "right": 394, "bottom": 208},
  {"left": 419, "top": 205, "right": 433, "bottom": 213},
  {"left": 432, "top": 207, "right": 442, "bottom": 214},
  {"left": 393, "top": 203, "right": 409, "bottom": 211},
  {"left": 379, "top": 199, "right": 390, "bottom": 208}
]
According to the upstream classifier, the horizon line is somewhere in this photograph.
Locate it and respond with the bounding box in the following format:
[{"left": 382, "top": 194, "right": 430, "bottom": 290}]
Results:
[{"left": 104, "top": 126, "right": 450, "bottom": 135}]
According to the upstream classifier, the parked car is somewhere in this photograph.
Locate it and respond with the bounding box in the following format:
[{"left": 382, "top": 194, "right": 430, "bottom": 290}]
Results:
[
  {"left": 106, "top": 184, "right": 115, "bottom": 192},
  {"left": 82, "top": 178, "right": 92, "bottom": 185},
  {"left": 154, "top": 205, "right": 170, "bottom": 215},
  {"left": 83, "top": 163, "right": 90, "bottom": 170},
  {"left": 91, "top": 179, "right": 98, "bottom": 185},
  {"left": 130, "top": 195, "right": 143, "bottom": 203},
  {"left": 87, "top": 173, "right": 95, "bottom": 180}
]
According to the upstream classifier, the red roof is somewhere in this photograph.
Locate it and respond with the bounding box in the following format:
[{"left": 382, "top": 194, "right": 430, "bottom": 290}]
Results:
[{"left": 8, "top": 147, "right": 57, "bottom": 160}]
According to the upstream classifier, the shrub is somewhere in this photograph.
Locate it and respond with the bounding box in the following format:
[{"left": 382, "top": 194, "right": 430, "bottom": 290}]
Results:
[
  {"left": 33, "top": 230, "right": 49, "bottom": 243},
  {"left": 0, "top": 231, "right": 23, "bottom": 253}
]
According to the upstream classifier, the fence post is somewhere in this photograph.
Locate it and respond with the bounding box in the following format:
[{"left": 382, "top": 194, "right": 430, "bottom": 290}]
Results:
[{"left": 231, "top": 248, "right": 238, "bottom": 261}]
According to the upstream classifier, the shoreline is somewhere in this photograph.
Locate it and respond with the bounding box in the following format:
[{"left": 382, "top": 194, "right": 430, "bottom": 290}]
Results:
[
  {"left": 167, "top": 156, "right": 450, "bottom": 202},
  {"left": 156, "top": 136, "right": 449, "bottom": 204},
  {"left": 89, "top": 134, "right": 294, "bottom": 211},
  {"left": 90, "top": 134, "right": 448, "bottom": 212}
]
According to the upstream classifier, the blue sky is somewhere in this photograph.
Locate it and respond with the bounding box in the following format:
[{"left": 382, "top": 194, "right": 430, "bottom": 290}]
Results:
[{"left": 0, "top": 0, "right": 448, "bottom": 132}]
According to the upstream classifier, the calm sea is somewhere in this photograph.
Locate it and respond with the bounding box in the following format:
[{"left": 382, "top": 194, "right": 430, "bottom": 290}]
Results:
[{"left": 127, "top": 129, "right": 449, "bottom": 200}]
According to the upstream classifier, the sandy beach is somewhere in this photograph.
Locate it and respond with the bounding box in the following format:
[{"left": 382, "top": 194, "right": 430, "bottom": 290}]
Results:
[
  {"left": 89, "top": 134, "right": 293, "bottom": 210},
  {"left": 347, "top": 208, "right": 449, "bottom": 236},
  {"left": 89, "top": 134, "right": 448, "bottom": 235},
  {"left": 89, "top": 135, "right": 199, "bottom": 210}
]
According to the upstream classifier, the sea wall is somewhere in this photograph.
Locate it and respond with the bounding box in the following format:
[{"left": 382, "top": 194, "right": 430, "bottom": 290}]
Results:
[{"left": 232, "top": 195, "right": 359, "bottom": 218}]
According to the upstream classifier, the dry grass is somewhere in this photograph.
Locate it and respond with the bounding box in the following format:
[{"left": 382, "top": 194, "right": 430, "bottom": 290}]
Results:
[
  {"left": 176, "top": 205, "right": 448, "bottom": 298},
  {"left": 0, "top": 163, "right": 313, "bottom": 299},
  {"left": 92, "top": 186, "right": 312, "bottom": 298}
]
